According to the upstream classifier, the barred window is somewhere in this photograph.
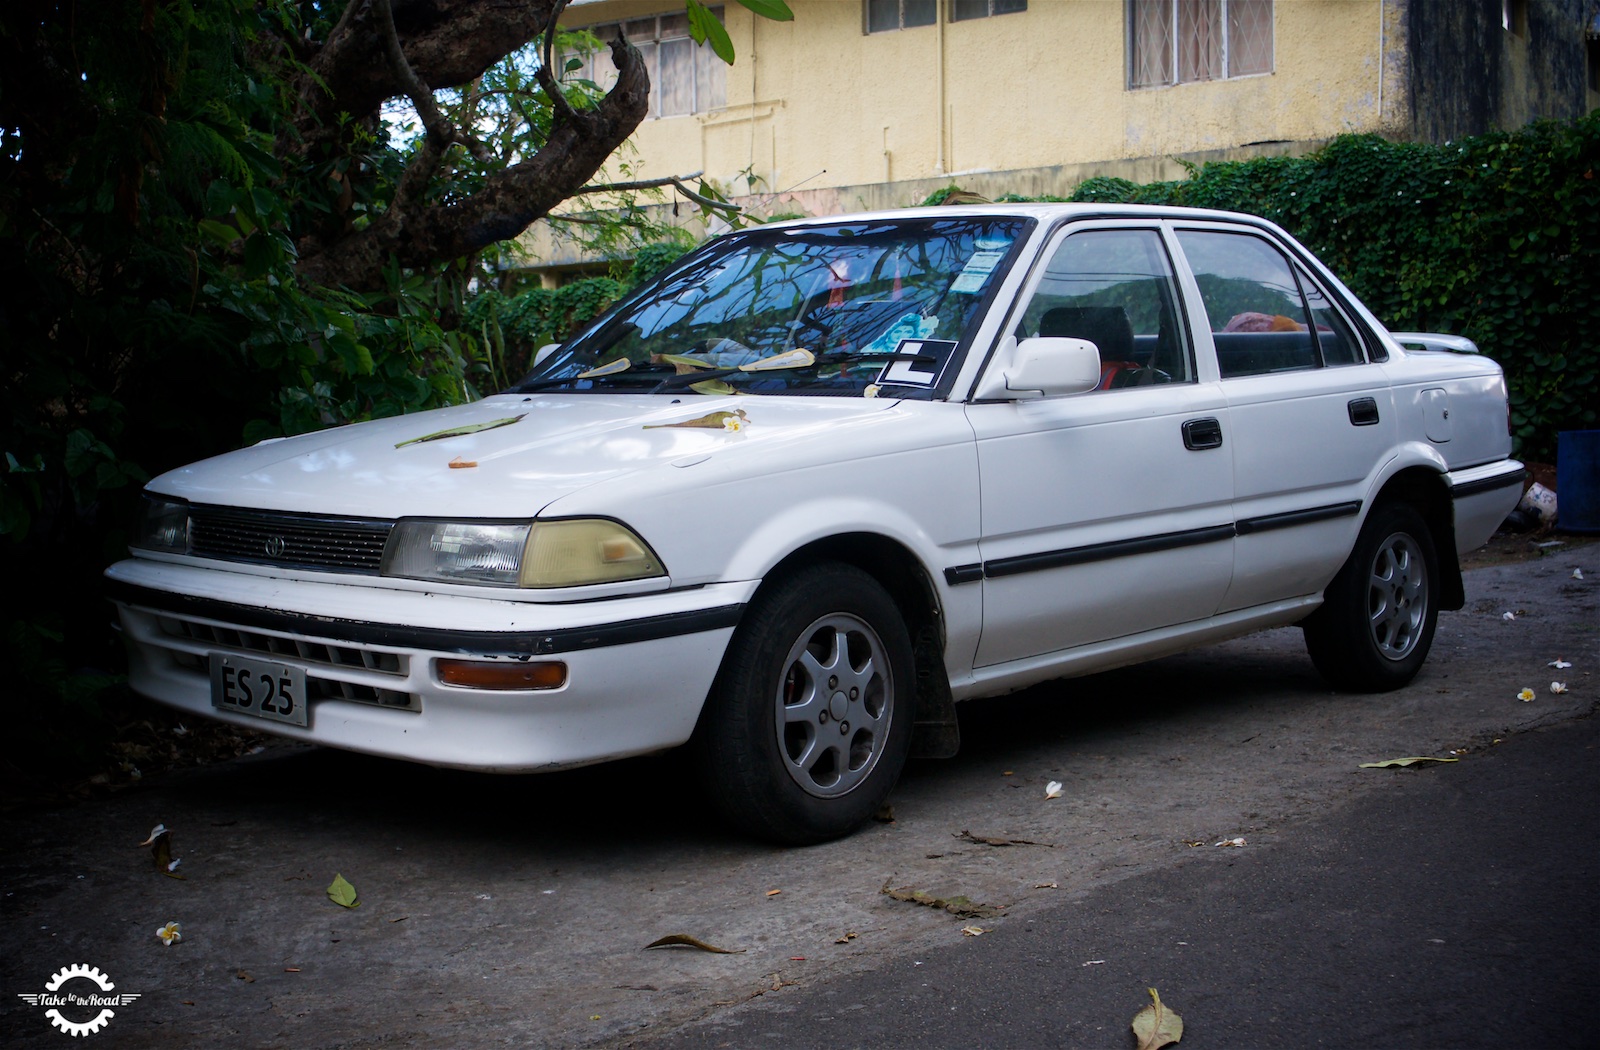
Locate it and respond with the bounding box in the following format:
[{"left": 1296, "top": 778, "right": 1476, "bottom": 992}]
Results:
[
  {"left": 564, "top": 8, "right": 726, "bottom": 118},
  {"left": 950, "top": 0, "right": 1027, "bottom": 22},
  {"left": 866, "top": 0, "right": 936, "bottom": 33},
  {"left": 1129, "top": 0, "right": 1272, "bottom": 89}
]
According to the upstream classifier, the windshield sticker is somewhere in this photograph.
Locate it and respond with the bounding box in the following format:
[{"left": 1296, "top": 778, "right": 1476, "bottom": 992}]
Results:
[
  {"left": 644, "top": 408, "right": 750, "bottom": 431},
  {"left": 948, "top": 248, "right": 1009, "bottom": 294},
  {"left": 876, "top": 339, "right": 958, "bottom": 388},
  {"left": 394, "top": 414, "right": 526, "bottom": 448},
  {"left": 860, "top": 312, "right": 940, "bottom": 357}
]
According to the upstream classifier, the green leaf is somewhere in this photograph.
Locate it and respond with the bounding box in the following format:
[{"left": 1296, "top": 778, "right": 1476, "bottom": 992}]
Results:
[
  {"left": 686, "top": 0, "right": 735, "bottom": 63},
  {"left": 1358, "top": 756, "right": 1460, "bottom": 768},
  {"left": 394, "top": 414, "right": 526, "bottom": 447},
  {"left": 1131, "top": 988, "right": 1183, "bottom": 1050},
  {"left": 735, "top": 0, "right": 794, "bottom": 20},
  {"left": 327, "top": 873, "right": 360, "bottom": 908}
]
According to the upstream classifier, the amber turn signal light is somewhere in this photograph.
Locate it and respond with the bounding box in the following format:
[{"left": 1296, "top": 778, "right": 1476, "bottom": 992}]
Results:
[{"left": 436, "top": 659, "right": 568, "bottom": 690}]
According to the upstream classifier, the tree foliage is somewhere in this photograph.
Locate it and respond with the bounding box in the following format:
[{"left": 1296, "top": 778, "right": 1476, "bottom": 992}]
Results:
[{"left": 0, "top": 0, "right": 788, "bottom": 774}]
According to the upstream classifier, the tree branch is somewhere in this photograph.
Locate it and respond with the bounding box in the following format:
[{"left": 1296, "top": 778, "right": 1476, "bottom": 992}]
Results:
[
  {"left": 534, "top": 0, "right": 579, "bottom": 124},
  {"left": 575, "top": 171, "right": 743, "bottom": 215},
  {"left": 372, "top": 0, "right": 493, "bottom": 163}
]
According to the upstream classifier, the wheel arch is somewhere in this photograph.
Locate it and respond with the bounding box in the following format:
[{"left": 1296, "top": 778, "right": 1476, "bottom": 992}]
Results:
[
  {"left": 749, "top": 533, "right": 961, "bottom": 759},
  {"left": 1370, "top": 465, "right": 1463, "bottom": 611}
]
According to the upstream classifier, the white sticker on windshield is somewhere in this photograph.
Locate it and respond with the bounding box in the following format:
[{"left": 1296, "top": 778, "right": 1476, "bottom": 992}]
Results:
[
  {"left": 877, "top": 339, "right": 958, "bottom": 388},
  {"left": 948, "top": 248, "right": 1008, "bottom": 294}
]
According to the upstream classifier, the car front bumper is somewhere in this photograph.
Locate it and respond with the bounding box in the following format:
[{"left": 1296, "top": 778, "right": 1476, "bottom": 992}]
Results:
[{"left": 105, "top": 559, "right": 750, "bottom": 772}]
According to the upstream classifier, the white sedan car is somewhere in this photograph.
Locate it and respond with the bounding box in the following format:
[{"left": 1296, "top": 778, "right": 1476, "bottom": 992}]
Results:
[{"left": 108, "top": 205, "right": 1524, "bottom": 842}]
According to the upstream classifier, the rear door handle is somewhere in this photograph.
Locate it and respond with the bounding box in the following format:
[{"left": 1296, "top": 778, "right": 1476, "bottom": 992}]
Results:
[
  {"left": 1348, "top": 397, "right": 1380, "bottom": 426},
  {"left": 1182, "top": 417, "right": 1224, "bottom": 450}
]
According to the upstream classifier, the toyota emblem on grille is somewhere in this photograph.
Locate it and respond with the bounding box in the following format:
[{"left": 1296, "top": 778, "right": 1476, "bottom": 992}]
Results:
[{"left": 264, "top": 535, "right": 287, "bottom": 558}]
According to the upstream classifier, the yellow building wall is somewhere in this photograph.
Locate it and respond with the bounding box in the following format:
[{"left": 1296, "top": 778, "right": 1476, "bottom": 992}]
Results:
[{"left": 564, "top": 0, "right": 1399, "bottom": 198}]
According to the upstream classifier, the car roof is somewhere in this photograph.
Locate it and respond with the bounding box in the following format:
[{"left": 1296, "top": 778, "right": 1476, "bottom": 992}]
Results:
[{"left": 752, "top": 202, "right": 1281, "bottom": 230}]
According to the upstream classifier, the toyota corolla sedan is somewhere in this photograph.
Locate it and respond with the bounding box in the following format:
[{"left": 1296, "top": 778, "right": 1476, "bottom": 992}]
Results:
[{"left": 107, "top": 205, "right": 1524, "bottom": 843}]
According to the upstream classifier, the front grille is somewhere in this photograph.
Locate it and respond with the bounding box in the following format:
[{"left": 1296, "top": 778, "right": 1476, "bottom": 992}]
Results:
[
  {"left": 161, "top": 618, "right": 407, "bottom": 676},
  {"left": 189, "top": 505, "right": 393, "bottom": 574}
]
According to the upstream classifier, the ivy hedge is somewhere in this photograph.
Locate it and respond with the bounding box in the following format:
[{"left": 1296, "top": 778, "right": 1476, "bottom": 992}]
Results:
[{"left": 1058, "top": 113, "right": 1600, "bottom": 462}]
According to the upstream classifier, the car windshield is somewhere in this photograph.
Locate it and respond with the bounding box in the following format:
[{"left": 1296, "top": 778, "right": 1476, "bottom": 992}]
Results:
[{"left": 511, "top": 216, "right": 1029, "bottom": 398}]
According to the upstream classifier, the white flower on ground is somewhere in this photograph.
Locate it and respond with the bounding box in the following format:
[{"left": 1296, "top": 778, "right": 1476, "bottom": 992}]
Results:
[
  {"left": 1518, "top": 687, "right": 1535, "bottom": 702},
  {"left": 1550, "top": 682, "right": 1569, "bottom": 695},
  {"left": 157, "top": 921, "right": 182, "bottom": 946},
  {"left": 1044, "top": 780, "right": 1063, "bottom": 799}
]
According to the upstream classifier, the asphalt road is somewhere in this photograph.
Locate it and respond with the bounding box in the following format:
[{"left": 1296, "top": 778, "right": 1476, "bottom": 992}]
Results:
[
  {"left": 1, "top": 545, "right": 1595, "bottom": 1049},
  {"left": 633, "top": 710, "right": 1600, "bottom": 1049}
]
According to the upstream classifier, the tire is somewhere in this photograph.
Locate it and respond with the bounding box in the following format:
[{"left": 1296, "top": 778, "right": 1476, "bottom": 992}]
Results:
[
  {"left": 694, "top": 562, "right": 915, "bottom": 845},
  {"left": 1303, "top": 501, "right": 1439, "bottom": 692}
]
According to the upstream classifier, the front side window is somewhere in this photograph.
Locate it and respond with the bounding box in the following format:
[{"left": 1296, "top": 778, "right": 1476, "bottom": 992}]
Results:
[
  {"left": 866, "top": 0, "right": 937, "bottom": 33},
  {"left": 1176, "top": 229, "right": 1362, "bottom": 377},
  {"left": 1129, "top": 0, "right": 1273, "bottom": 88},
  {"left": 565, "top": 9, "right": 726, "bottom": 117},
  {"left": 515, "top": 217, "right": 1029, "bottom": 399},
  {"left": 1015, "top": 228, "right": 1193, "bottom": 389}
]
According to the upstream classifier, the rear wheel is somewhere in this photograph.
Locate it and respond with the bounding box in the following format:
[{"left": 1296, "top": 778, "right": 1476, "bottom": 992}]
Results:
[
  {"left": 695, "top": 562, "right": 914, "bottom": 844},
  {"left": 1304, "top": 502, "right": 1439, "bottom": 692}
]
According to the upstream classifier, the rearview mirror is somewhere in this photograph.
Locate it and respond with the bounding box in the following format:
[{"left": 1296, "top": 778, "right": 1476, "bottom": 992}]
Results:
[{"left": 988, "top": 336, "right": 1101, "bottom": 398}]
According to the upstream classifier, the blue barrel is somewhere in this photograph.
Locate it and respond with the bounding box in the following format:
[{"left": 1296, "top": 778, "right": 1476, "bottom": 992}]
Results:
[{"left": 1558, "top": 430, "right": 1600, "bottom": 534}]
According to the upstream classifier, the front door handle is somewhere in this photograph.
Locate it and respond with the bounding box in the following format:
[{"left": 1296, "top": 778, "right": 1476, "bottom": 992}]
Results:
[{"left": 1182, "top": 417, "right": 1224, "bottom": 450}]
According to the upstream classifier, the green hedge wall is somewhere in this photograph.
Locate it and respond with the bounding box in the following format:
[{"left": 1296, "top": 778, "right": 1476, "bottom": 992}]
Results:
[{"left": 1063, "top": 114, "right": 1600, "bottom": 462}]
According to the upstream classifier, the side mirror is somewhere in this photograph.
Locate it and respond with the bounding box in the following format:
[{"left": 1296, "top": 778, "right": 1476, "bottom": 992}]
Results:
[
  {"left": 975, "top": 336, "right": 1102, "bottom": 400},
  {"left": 533, "top": 343, "right": 561, "bottom": 366}
]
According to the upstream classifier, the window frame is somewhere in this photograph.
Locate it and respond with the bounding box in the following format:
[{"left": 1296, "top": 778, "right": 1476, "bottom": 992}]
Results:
[
  {"left": 1127, "top": 0, "right": 1275, "bottom": 90},
  {"left": 864, "top": 0, "right": 938, "bottom": 34},
  {"left": 949, "top": 0, "right": 1027, "bottom": 23},
  {"left": 564, "top": 7, "right": 727, "bottom": 118}
]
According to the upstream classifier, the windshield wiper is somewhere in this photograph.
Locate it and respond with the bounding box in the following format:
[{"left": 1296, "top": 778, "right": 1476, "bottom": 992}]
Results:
[{"left": 514, "top": 361, "right": 676, "bottom": 393}]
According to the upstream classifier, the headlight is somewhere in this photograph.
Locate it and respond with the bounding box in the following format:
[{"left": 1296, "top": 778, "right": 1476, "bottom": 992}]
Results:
[
  {"left": 132, "top": 494, "right": 191, "bottom": 554},
  {"left": 519, "top": 519, "right": 665, "bottom": 588},
  {"left": 382, "top": 518, "right": 665, "bottom": 589}
]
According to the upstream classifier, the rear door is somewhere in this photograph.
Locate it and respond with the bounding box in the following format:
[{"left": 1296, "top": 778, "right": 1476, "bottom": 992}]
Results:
[
  {"left": 965, "top": 222, "right": 1234, "bottom": 668},
  {"left": 1170, "top": 224, "right": 1396, "bottom": 612}
]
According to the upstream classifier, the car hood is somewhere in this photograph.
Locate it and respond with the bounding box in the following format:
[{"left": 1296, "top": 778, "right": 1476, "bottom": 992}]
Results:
[{"left": 148, "top": 394, "right": 904, "bottom": 519}]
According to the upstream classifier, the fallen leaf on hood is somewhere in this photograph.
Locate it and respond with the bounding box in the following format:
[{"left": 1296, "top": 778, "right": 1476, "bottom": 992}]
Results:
[
  {"left": 881, "top": 880, "right": 1004, "bottom": 919},
  {"left": 1132, "top": 988, "right": 1184, "bottom": 1050},
  {"left": 394, "top": 415, "right": 525, "bottom": 448},
  {"left": 643, "top": 934, "right": 745, "bottom": 954},
  {"left": 447, "top": 457, "right": 477, "bottom": 469},
  {"left": 1359, "top": 756, "right": 1460, "bottom": 768},
  {"left": 326, "top": 873, "right": 360, "bottom": 909},
  {"left": 643, "top": 408, "right": 751, "bottom": 431}
]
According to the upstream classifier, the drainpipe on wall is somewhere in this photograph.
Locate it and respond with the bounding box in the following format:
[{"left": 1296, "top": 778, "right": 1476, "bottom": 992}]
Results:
[{"left": 936, "top": 6, "right": 947, "bottom": 174}]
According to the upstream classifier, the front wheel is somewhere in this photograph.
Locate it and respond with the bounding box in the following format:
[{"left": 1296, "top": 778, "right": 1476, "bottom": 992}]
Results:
[
  {"left": 694, "top": 562, "right": 914, "bottom": 844},
  {"left": 1303, "top": 502, "right": 1439, "bottom": 692}
]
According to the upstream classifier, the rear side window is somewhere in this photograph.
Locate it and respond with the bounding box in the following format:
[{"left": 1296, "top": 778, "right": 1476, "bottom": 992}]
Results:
[{"left": 1176, "top": 230, "right": 1364, "bottom": 377}]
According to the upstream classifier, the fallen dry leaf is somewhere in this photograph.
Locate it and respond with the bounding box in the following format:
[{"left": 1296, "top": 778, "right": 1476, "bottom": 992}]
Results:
[
  {"left": 1132, "top": 987, "right": 1184, "bottom": 1050},
  {"left": 880, "top": 880, "right": 1004, "bottom": 919},
  {"left": 235, "top": 970, "right": 254, "bottom": 983},
  {"left": 644, "top": 934, "right": 745, "bottom": 954},
  {"left": 960, "top": 924, "right": 985, "bottom": 936},
  {"left": 834, "top": 932, "right": 858, "bottom": 944},
  {"left": 956, "top": 829, "right": 1055, "bottom": 848},
  {"left": 1359, "top": 756, "right": 1460, "bottom": 769},
  {"left": 447, "top": 457, "right": 477, "bottom": 469},
  {"left": 765, "top": 889, "right": 782, "bottom": 897}
]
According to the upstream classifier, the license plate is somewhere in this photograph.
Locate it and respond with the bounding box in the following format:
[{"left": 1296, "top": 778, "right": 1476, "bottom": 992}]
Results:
[{"left": 210, "top": 654, "right": 308, "bottom": 727}]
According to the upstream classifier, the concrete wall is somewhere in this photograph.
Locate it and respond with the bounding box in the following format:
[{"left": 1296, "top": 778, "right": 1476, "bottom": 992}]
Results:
[{"left": 564, "top": 0, "right": 1402, "bottom": 194}]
